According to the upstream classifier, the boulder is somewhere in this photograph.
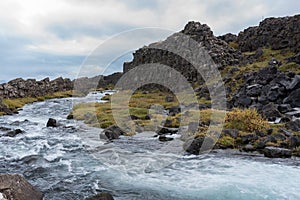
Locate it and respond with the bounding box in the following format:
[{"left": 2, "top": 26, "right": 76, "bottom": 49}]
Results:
[
  {"left": 261, "top": 103, "right": 281, "bottom": 121},
  {"left": 157, "top": 126, "right": 178, "bottom": 135},
  {"left": 0, "top": 174, "right": 43, "bottom": 200},
  {"left": 290, "top": 135, "right": 300, "bottom": 149},
  {"left": 165, "top": 96, "right": 174, "bottom": 102},
  {"left": 287, "top": 75, "right": 300, "bottom": 90},
  {"left": 263, "top": 147, "right": 292, "bottom": 158},
  {"left": 168, "top": 106, "right": 181, "bottom": 116},
  {"left": 222, "top": 129, "right": 239, "bottom": 138},
  {"left": 158, "top": 135, "right": 174, "bottom": 142},
  {"left": 46, "top": 118, "right": 57, "bottom": 127},
  {"left": 285, "top": 120, "right": 300, "bottom": 132},
  {"left": 87, "top": 192, "right": 114, "bottom": 200},
  {"left": 283, "top": 88, "right": 300, "bottom": 107},
  {"left": 184, "top": 136, "right": 215, "bottom": 155},
  {"left": 243, "top": 144, "right": 255, "bottom": 152},
  {"left": 100, "top": 125, "right": 125, "bottom": 140},
  {"left": 286, "top": 52, "right": 300, "bottom": 65}
]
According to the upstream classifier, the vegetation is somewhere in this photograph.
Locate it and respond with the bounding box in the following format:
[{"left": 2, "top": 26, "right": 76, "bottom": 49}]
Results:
[
  {"left": 225, "top": 108, "right": 270, "bottom": 132},
  {"left": 2, "top": 90, "right": 74, "bottom": 111}
]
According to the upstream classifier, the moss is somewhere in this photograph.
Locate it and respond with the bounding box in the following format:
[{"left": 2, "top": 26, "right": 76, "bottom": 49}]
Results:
[{"left": 228, "top": 41, "right": 239, "bottom": 49}]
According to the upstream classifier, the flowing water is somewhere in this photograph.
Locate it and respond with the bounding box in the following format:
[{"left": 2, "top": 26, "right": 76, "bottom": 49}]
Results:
[{"left": 0, "top": 92, "right": 300, "bottom": 200}]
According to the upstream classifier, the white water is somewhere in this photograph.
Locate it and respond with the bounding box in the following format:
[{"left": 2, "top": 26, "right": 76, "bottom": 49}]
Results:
[{"left": 0, "top": 92, "right": 299, "bottom": 200}]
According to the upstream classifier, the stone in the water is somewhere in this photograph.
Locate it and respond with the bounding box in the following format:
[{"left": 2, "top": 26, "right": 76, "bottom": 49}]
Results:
[
  {"left": 263, "top": 147, "right": 292, "bottom": 158},
  {"left": 87, "top": 192, "right": 114, "bottom": 200},
  {"left": 184, "top": 136, "right": 215, "bottom": 155},
  {"left": 2, "top": 129, "right": 23, "bottom": 137},
  {"left": 46, "top": 118, "right": 57, "bottom": 127},
  {"left": 0, "top": 174, "right": 43, "bottom": 200},
  {"left": 100, "top": 125, "right": 125, "bottom": 140},
  {"left": 158, "top": 135, "right": 174, "bottom": 142}
]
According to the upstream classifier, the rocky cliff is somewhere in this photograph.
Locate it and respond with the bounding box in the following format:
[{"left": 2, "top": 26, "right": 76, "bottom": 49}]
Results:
[{"left": 237, "top": 14, "right": 300, "bottom": 52}]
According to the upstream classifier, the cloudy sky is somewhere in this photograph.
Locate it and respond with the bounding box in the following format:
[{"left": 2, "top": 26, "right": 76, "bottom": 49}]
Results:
[{"left": 0, "top": 0, "right": 299, "bottom": 82}]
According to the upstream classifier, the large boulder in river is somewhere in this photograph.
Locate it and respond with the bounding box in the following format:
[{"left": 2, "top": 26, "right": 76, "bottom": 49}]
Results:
[
  {"left": 184, "top": 136, "right": 215, "bottom": 155},
  {"left": 100, "top": 125, "right": 125, "bottom": 140},
  {"left": 0, "top": 174, "right": 43, "bottom": 200},
  {"left": 46, "top": 118, "right": 58, "bottom": 127}
]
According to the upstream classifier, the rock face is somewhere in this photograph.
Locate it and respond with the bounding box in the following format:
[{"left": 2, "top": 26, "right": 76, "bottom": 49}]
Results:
[
  {"left": 0, "top": 77, "right": 73, "bottom": 99},
  {"left": 123, "top": 21, "right": 242, "bottom": 86},
  {"left": 238, "top": 14, "right": 300, "bottom": 52},
  {"left": 0, "top": 174, "right": 43, "bottom": 200}
]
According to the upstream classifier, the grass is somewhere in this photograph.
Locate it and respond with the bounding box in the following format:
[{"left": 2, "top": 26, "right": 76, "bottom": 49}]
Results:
[{"left": 2, "top": 90, "right": 74, "bottom": 111}]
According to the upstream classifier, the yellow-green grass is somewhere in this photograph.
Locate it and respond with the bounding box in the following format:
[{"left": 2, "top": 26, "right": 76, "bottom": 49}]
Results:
[{"left": 2, "top": 90, "right": 74, "bottom": 110}]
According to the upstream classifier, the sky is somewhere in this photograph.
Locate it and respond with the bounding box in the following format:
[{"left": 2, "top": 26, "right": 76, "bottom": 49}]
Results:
[{"left": 0, "top": 0, "right": 299, "bottom": 82}]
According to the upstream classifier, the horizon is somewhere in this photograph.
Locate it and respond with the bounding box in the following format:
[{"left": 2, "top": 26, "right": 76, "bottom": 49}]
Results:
[{"left": 0, "top": 0, "right": 299, "bottom": 82}]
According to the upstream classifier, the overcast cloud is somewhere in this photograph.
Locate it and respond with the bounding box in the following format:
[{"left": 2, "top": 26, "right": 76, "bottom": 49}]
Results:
[{"left": 0, "top": 0, "right": 299, "bottom": 82}]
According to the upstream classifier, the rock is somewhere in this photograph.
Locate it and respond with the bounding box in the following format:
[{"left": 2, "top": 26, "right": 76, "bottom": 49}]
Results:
[
  {"left": 158, "top": 135, "right": 174, "bottom": 142},
  {"left": 287, "top": 75, "right": 300, "bottom": 90},
  {"left": 238, "top": 15, "right": 300, "bottom": 52},
  {"left": 168, "top": 106, "right": 181, "bottom": 116},
  {"left": 243, "top": 144, "right": 255, "bottom": 152},
  {"left": 261, "top": 103, "right": 281, "bottom": 121},
  {"left": 66, "top": 113, "right": 74, "bottom": 119},
  {"left": 283, "top": 88, "right": 300, "bottom": 107},
  {"left": 222, "top": 129, "right": 239, "bottom": 138},
  {"left": 0, "top": 174, "right": 43, "bottom": 200},
  {"left": 277, "top": 104, "right": 292, "bottom": 113},
  {"left": 256, "top": 140, "right": 267, "bottom": 149},
  {"left": 290, "top": 135, "right": 300, "bottom": 149},
  {"left": 286, "top": 52, "right": 300, "bottom": 65},
  {"left": 87, "top": 192, "right": 114, "bottom": 200},
  {"left": 279, "top": 129, "right": 292, "bottom": 137},
  {"left": 240, "top": 133, "right": 257, "bottom": 144},
  {"left": 130, "top": 115, "right": 139, "bottom": 120},
  {"left": 263, "top": 147, "right": 292, "bottom": 158},
  {"left": 268, "top": 58, "right": 281, "bottom": 66},
  {"left": 285, "top": 110, "right": 300, "bottom": 117},
  {"left": 165, "top": 96, "right": 174, "bottom": 102},
  {"left": 285, "top": 120, "right": 300, "bottom": 132},
  {"left": 184, "top": 136, "right": 215, "bottom": 155},
  {"left": 100, "top": 125, "right": 125, "bottom": 140},
  {"left": 46, "top": 118, "right": 57, "bottom": 127},
  {"left": 158, "top": 126, "right": 178, "bottom": 135},
  {"left": 246, "top": 84, "right": 262, "bottom": 97},
  {"left": 2, "top": 129, "right": 23, "bottom": 137}
]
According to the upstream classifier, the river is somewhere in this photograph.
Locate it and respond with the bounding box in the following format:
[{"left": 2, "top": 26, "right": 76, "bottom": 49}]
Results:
[{"left": 0, "top": 92, "right": 299, "bottom": 200}]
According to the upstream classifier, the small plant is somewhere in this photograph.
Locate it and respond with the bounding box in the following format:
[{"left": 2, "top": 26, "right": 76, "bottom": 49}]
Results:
[
  {"left": 225, "top": 108, "right": 270, "bottom": 132},
  {"left": 218, "top": 136, "right": 235, "bottom": 148}
]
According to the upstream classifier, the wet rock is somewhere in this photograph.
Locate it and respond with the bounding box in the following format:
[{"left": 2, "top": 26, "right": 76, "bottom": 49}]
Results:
[
  {"left": 46, "top": 118, "right": 57, "bottom": 127},
  {"left": 158, "top": 126, "right": 178, "bottom": 135},
  {"left": 0, "top": 174, "right": 43, "bottom": 200},
  {"left": 2, "top": 129, "right": 23, "bottom": 137},
  {"left": 100, "top": 125, "right": 125, "bottom": 140},
  {"left": 283, "top": 88, "right": 300, "bottom": 107},
  {"left": 130, "top": 115, "right": 139, "bottom": 120},
  {"left": 158, "top": 135, "right": 174, "bottom": 142},
  {"left": 263, "top": 147, "right": 292, "bottom": 158},
  {"left": 66, "top": 113, "right": 74, "bottom": 119},
  {"left": 184, "top": 136, "right": 215, "bottom": 155},
  {"left": 87, "top": 192, "right": 114, "bottom": 200}
]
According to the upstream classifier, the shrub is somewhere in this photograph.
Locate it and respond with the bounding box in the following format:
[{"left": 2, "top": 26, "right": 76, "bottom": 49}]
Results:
[{"left": 225, "top": 108, "right": 270, "bottom": 132}]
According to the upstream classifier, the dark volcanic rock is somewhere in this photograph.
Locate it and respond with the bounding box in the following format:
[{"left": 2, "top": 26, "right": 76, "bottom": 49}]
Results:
[
  {"left": 2, "top": 129, "right": 23, "bottom": 137},
  {"left": 46, "top": 118, "right": 58, "bottom": 127},
  {"left": 184, "top": 136, "right": 215, "bottom": 155},
  {"left": 158, "top": 135, "right": 174, "bottom": 142},
  {"left": 158, "top": 126, "right": 178, "bottom": 135},
  {"left": 283, "top": 88, "right": 300, "bottom": 107},
  {"left": 263, "top": 147, "right": 292, "bottom": 158},
  {"left": 100, "top": 125, "right": 125, "bottom": 140},
  {"left": 261, "top": 103, "right": 281, "bottom": 121},
  {"left": 0, "top": 174, "right": 43, "bottom": 200},
  {"left": 238, "top": 14, "right": 300, "bottom": 52},
  {"left": 286, "top": 52, "right": 300, "bottom": 64}
]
